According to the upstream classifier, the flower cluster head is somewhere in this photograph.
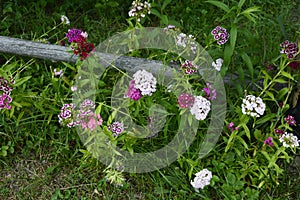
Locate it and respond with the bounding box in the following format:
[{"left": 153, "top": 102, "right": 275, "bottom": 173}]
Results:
[
  {"left": 58, "top": 99, "right": 103, "bottom": 131},
  {"left": 211, "top": 26, "right": 230, "bottom": 45},
  {"left": 288, "top": 61, "right": 300, "bottom": 69},
  {"left": 181, "top": 60, "right": 199, "bottom": 74},
  {"left": 212, "top": 58, "right": 223, "bottom": 71},
  {"left": 176, "top": 33, "right": 197, "bottom": 54},
  {"left": 0, "top": 77, "right": 14, "bottom": 110},
  {"left": 264, "top": 137, "right": 274, "bottom": 147},
  {"left": 227, "top": 122, "right": 238, "bottom": 132},
  {"left": 241, "top": 95, "right": 266, "bottom": 117},
  {"left": 190, "top": 169, "right": 212, "bottom": 192},
  {"left": 66, "top": 28, "right": 94, "bottom": 60},
  {"left": 128, "top": 0, "right": 151, "bottom": 22},
  {"left": 284, "top": 115, "right": 297, "bottom": 126},
  {"left": 81, "top": 113, "right": 103, "bottom": 131},
  {"left": 203, "top": 83, "right": 217, "bottom": 100},
  {"left": 178, "top": 93, "right": 195, "bottom": 108},
  {"left": 279, "top": 132, "right": 299, "bottom": 148},
  {"left": 190, "top": 96, "right": 211, "bottom": 120},
  {"left": 280, "top": 40, "right": 298, "bottom": 59},
  {"left": 105, "top": 168, "right": 126, "bottom": 187},
  {"left": 108, "top": 121, "right": 124, "bottom": 137},
  {"left": 132, "top": 70, "right": 157, "bottom": 96},
  {"left": 61, "top": 15, "right": 70, "bottom": 25},
  {"left": 58, "top": 103, "right": 80, "bottom": 127},
  {"left": 125, "top": 80, "right": 142, "bottom": 101}
]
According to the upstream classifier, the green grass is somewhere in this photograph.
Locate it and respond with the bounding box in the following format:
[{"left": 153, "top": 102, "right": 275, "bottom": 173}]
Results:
[{"left": 1, "top": 0, "right": 300, "bottom": 199}]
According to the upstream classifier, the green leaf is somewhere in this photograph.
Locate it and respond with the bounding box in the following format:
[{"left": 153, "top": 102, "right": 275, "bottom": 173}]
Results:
[
  {"left": 224, "top": 45, "right": 233, "bottom": 68},
  {"left": 14, "top": 76, "right": 31, "bottom": 87},
  {"left": 206, "top": 1, "right": 230, "bottom": 13},
  {"left": 150, "top": 8, "right": 162, "bottom": 19},
  {"left": 241, "top": 123, "right": 250, "bottom": 140},
  {"left": 230, "top": 24, "right": 237, "bottom": 51},
  {"left": 241, "top": 52, "right": 253, "bottom": 78},
  {"left": 238, "top": 0, "right": 246, "bottom": 9},
  {"left": 256, "top": 113, "right": 276, "bottom": 125},
  {"left": 281, "top": 71, "right": 294, "bottom": 80},
  {"left": 162, "top": 0, "right": 172, "bottom": 11}
]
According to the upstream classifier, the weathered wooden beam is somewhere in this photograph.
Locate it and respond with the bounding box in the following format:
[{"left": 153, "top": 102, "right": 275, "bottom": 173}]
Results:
[{"left": 0, "top": 36, "right": 275, "bottom": 89}]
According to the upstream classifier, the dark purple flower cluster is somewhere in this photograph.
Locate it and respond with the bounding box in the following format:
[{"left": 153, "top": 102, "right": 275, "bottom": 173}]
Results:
[
  {"left": 108, "top": 121, "right": 124, "bottom": 137},
  {"left": 125, "top": 80, "right": 142, "bottom": 101},
  {"left": 181, "top": 60, "right": 198, "bottom": 74},
  {"left": 211, "top": 26, "right": 230, "bottom": 45},
  {"left": 280, "top": 40, "right": 298, "bottom": 59},
  {"left": 66, "top": 28, "right": 95, "bottom": 60},
  {"left": 178, "top": 93, "right": 195, "bottom": 108},
  {"left": 0, "top": 77, "right": 14, "bottom": 110}
]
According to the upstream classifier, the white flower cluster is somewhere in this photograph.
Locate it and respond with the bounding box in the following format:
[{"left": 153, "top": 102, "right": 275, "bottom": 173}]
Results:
[
  {"left": 241, "top": 95, "right": 265, "bottom": 117},
  {"left": 133, "top": 69, "right": 157, "bottom": 96},
  {"left": 61, "top": 15, "right": 70, "bottom": 25},
  {"left": 190, "top": 169, "right": 212, "bottom": 192},
  {"left": 176, "top": 33, "right": 197, "bottom": 54},
  {"left": 190, "top": 96, "right": 211, "bottom": 120},
  {"left": 212, "top": 58, "right": 223, "bottom": 71},
  {"left": 279, "top": 132, "right": 299, "bottom": 148},
  {"left": 128, "top": 0, "right": 151, "bottom": 22}
]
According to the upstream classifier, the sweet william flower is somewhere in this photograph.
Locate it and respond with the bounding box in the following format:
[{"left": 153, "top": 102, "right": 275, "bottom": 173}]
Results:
[
  {"left": 190, "top": 169, "right": 212, "bottom": 192},
  {"left": 212, "top": 58, "right": 223, "bottom": 71},
  {"left": 190, "top": 96, "right": 211, "bottom": 120},
  {"left": 61, "top": 15, "right": 70, "bottom": 25},
  {"left": 279, "top": 132, "right": 299, "bottom": 148},
  {"left": 241, "top": 95, "right": 265, "bottom": 117},
  {"left": 178, "top": 93, "right": 195, "bottom": 108}
]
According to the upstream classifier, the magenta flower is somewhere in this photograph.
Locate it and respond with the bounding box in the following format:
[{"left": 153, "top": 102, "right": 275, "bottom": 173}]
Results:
[
  {"left": 264, "top": 137, "right": 274, "bottom": 146},
  {"left": 288, "top": 61, "right": 300, "bottom": 69},
  {"left": 203, "top": 83, "right": 217, "bottom": 100},
  {"left": 284, "top": 115, "right": 297, "bottom": 126},
  {"left": 125, "top": 80, "right": 142, "bottom": 101},
  {"left": 178, "top": 93, "right": 195, "bottom": 108},
  {"left": 227, "top": 122, "right": 238, "bottom": 132},
  {"left": 211, "top": 26, "right": 230, "bottom": 45},
  {"left": 0, "top": 76, "right": 14, "bottom": 110},
  {"left": 66, "top": 28, "right": 83, "bottom": 43}
]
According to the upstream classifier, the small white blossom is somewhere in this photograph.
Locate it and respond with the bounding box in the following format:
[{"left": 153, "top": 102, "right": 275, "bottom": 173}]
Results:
[
  {"left": 133, "top": 70, "right": 157, "bottom": 96},
  {"left": 241, "top": 95, "right": 265, "bottom": 117},
  {"left": 54, "top": 68, "right": 63, "bottom": 77},
  {"left": 61, "top": 15, "right": 70, "bottom": 25},
  {"left": 176, "top": 33, "right": 197, "bottom": 54},
  {"left": 212, "top": 58, "right": 223, "bottom": 71},
  {"left": 80, "top": 31, "right": 88, "bottom": 38},
  {"left": 128, "top": 0, "right": 151, "bottom": 21},
  {"left": 279, "top": 132, "right": 299, "bottom": 148},
  {"left": 190, "top": 96, "right": 211, "bottom": 120},
  {"left": 71, "top": 86, "right": 77, "bottom": 91},
  {"left": 190, "top": 169, "right": 212, "bottom": 192}
]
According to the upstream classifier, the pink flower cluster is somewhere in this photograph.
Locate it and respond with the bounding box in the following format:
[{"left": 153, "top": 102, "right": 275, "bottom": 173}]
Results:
[
  {"left": 0, "top": 77, "right": 14, "bottom": 110},
  {"left": 211, "top": 26, "right": 230, "bottom": 45},
  {"left": 58, "top": 99, "right": 103, "bottom": 131},
  {"left": 66, "top": 28, "right": 95, "bottom": 60},
  {"left": 125, "top": 80, "right": 142, "bottom": 101},
  {"left": 181, "top": 60, "right": 199, "bottom": 74},
  {"left": 280, "top": 40, "right": 298, "bottom": 59},
  {"left": 227, "top": 122, "right": 238, "bottom": 132}
]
